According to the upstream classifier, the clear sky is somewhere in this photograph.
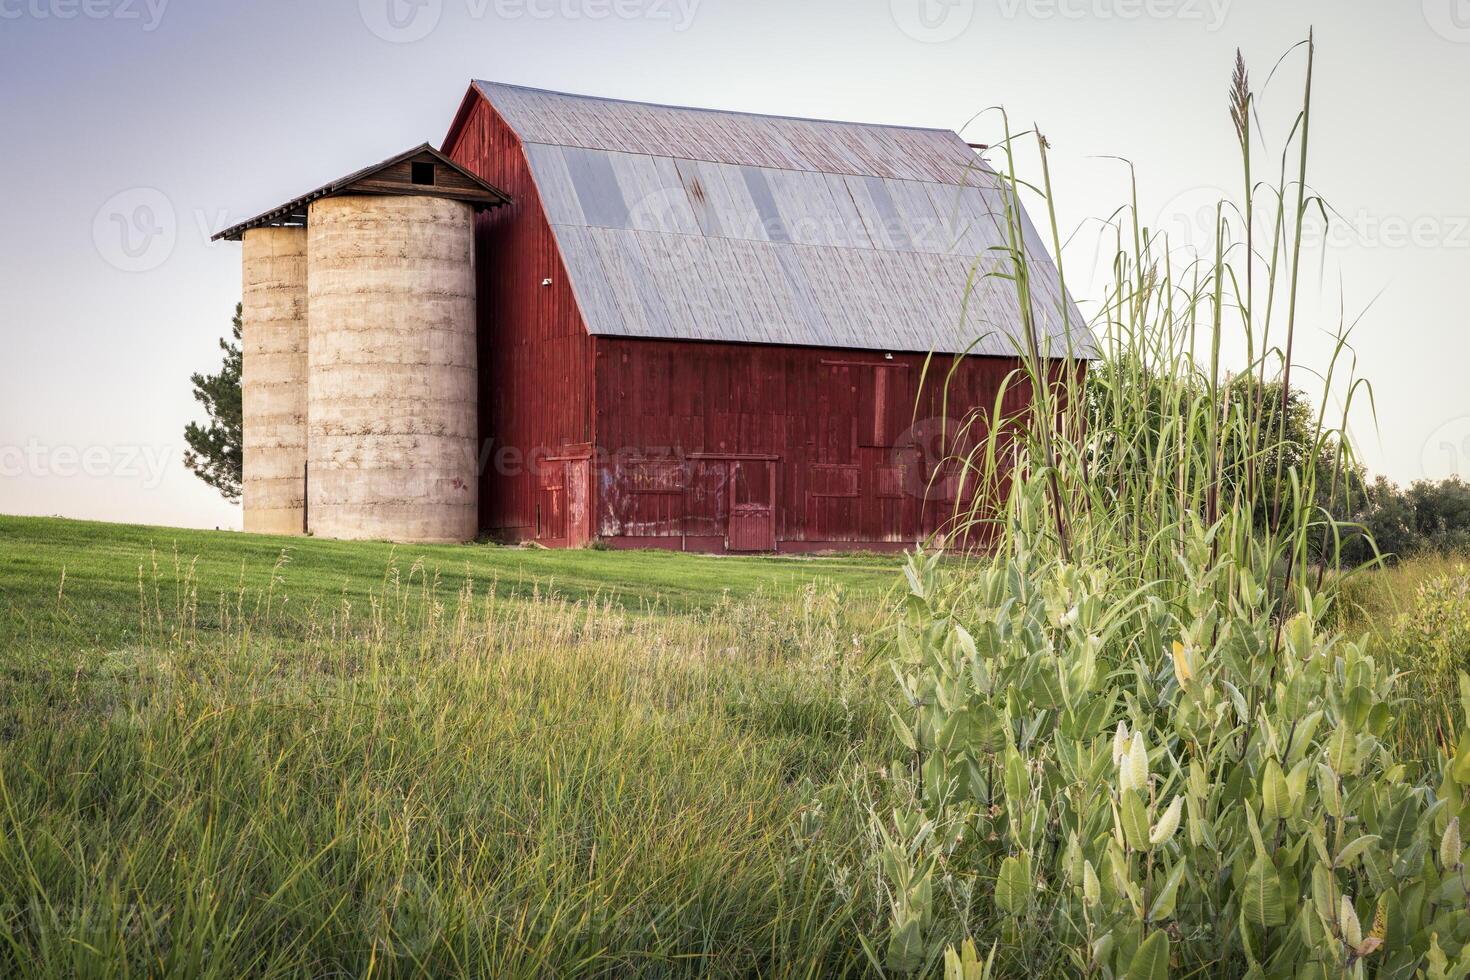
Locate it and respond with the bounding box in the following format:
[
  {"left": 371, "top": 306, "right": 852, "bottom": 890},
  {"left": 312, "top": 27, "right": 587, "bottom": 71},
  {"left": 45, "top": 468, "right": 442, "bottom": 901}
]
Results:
[{"left": 1, "top": 0, "right": 1465, "bottom": 530}]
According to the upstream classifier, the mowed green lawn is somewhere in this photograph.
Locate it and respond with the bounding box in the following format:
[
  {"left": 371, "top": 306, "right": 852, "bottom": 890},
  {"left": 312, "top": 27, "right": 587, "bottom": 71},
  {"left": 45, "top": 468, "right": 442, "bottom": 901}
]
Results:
[
  {"left": 0, "top": 514, "right": 904, "bottom": 977},
  {"left": 0, "top": 514, "right": 901, "bottom": 651}
]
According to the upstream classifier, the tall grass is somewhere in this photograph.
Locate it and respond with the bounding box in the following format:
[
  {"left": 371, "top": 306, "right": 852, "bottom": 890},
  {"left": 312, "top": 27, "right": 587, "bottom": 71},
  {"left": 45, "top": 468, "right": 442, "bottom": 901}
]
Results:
[
  {"left": 1337, "top": 552, "right": 1470, "bottom": 759},
  {"left": 0, "top": 558, "right": 895, "bottom": 978},
  {"left": 951, "top": 32, "right": 1374, "bottom": 611},
  {"left": 869, "top": 35, "right": 1470, "bottom": 980}
]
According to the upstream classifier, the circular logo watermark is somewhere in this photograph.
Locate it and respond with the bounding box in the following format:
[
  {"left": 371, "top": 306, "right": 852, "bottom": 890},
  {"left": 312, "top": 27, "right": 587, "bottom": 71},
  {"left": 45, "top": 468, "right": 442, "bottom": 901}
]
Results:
[
  {"left": 892, "top": 416, "right": 968, "bottom": 501},
  {"left": 626, "top": 187, "right": 706, "bottom": 274},
  {"left": 1152, "top": 184, "right": 1230, "bottom": 261},
  {"left": 1423, "top": 0, "right": 1470, "bottom": 42},
  {"left": 359, "top": 871, "right": 445, "bottom": 961},
  {"left": 890, "top": 0, "right": 975, "bottom": 42},
  {"left": 93, "top": 187, "right": 176, "bottom": 273},
  {"left": 1422, "top": 416, "right": 1470, "bottom": 478},
  {"left": 359, "top": 0, "right": 442, "bottom": 42}
]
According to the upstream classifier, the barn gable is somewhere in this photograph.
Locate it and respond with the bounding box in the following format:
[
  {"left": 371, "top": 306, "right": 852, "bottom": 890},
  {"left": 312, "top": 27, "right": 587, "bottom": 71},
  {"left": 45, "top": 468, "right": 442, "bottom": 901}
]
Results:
[{"left": 474, "top": 81, "right": 1090, "bottom": 357}]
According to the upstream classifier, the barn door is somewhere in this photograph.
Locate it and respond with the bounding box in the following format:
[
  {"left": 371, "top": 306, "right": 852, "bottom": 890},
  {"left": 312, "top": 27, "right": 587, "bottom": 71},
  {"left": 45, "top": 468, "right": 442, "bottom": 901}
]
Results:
[
  {"left": 726, "top": 459, "right": 776, "bottom": 552},
  {"left": 539, "top": 456, "right": 591, "bottom": 546},
  {"left": 564, "top": 458, "right": 591, "bottom": 547},
  {"left": 538, "top": 463, "right": 566, "bottom": 541}
]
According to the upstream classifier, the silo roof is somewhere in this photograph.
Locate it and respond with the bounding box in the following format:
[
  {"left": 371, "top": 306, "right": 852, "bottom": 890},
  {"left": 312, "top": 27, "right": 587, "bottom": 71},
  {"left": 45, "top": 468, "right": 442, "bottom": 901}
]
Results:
[{"left": 213, "top": 144, "right": 511, "bottom": 242}]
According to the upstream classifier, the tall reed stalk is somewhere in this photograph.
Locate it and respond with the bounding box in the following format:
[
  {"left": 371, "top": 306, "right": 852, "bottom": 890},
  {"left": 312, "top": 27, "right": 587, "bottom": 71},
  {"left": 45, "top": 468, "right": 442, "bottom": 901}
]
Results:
[
  {"left": 949, "top": 32, "right": 1368, "bottom": 616},
  {"left": 869, "top": 43, "right": 1470, "bottom": 979}
]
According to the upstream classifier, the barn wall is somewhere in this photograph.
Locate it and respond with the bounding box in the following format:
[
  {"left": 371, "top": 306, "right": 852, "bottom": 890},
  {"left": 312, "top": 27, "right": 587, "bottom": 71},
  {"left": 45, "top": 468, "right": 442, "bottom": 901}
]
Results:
[
  {"left": 593, "top": 337, "right": 1054, "bottom": 553},
  {"left": 442, "top": 91, "right": 595, "bottom": 543},
  {"left": 442, "top": 83, "right": 1078, "bottom": 553}
]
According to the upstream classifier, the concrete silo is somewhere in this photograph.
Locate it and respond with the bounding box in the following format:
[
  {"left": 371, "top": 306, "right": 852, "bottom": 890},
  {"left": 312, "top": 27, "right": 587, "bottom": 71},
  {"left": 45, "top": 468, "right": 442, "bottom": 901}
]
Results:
[
  {"left": 214, "top": 144, "right": 511, "bottom": 543},
  {"left": 240, "top": 226, "right": 308, "bottom": 535},
  {"left": 305, "top": 194, "right": 479, "bottom": 543}
]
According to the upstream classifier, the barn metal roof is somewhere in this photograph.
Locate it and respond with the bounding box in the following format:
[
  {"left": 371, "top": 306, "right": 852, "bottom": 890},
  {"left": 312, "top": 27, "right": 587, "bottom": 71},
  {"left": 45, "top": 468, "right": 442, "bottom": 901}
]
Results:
[{"left": 475, "top": 82, "right": 1092, "bottom": 357}]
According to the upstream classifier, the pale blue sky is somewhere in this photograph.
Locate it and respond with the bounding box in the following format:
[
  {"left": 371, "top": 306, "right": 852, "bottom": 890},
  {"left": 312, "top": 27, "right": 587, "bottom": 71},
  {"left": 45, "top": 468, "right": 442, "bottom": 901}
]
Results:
[{"left": 1, "top": 0, "right": 1465, "bottom": 529}]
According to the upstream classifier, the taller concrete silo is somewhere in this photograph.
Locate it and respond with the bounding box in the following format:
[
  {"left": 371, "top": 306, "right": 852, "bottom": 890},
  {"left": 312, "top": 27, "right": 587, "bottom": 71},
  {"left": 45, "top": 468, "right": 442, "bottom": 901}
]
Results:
[
  {"left": 240, "top": 226, "right": 308, "bottom": 535},
  {"left": 306, "top": 194, "right": 479, "bottom": 543},
  {"left": 213, "top": 145, "right": 512, "bottom": 543}
]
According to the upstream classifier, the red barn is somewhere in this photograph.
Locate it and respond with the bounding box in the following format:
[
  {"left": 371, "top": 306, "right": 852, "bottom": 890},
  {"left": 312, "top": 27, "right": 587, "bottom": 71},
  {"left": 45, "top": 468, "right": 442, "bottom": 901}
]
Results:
[{"left": 219, "top": 82, "right": 1087, "bottom": 552}]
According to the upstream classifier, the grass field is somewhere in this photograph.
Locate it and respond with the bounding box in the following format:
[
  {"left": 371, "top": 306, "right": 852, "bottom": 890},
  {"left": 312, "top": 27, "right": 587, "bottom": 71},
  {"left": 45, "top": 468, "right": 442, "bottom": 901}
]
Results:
[
  {"left": 3, "top": 523, "right": 1467, "bottom": 977},
  {"left": 0, "top": 514, "right": 901, "bottom": 652},
  {"left": 0, "top": 515, "right": 905, "bottom": 978}
]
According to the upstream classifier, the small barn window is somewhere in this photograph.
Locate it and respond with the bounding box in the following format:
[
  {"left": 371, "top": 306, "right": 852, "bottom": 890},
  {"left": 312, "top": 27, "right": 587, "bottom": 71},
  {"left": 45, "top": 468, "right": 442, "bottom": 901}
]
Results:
[
  {"left": 411, "top": 161, "right": 436, "bottom": 186},
  {"left": 860, "top": 364, "right": 913, "bottom": 448},
  {"left": 807, "top": 464, "right": 859, "bottom": 498}
]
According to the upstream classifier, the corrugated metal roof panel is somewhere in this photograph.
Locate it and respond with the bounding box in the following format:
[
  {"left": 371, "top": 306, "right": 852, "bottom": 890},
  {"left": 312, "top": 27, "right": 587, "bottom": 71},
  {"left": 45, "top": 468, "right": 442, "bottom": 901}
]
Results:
[
  {"left": 477, "top": 80, "right": 980, "bottom": 183},
  {"left": 523, "top": 143, "right": 584, "bottom": 226},
  {"left": 557, "top": 226, "right": 1069, "bottom": 356},
  {"left": 476, "top": 81, "right": 1092, "bottom": 356}
]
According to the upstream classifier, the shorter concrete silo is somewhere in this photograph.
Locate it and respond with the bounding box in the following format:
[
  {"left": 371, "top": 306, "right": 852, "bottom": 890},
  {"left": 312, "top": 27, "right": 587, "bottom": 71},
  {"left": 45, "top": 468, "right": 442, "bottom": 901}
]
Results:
[
  {"left": 240, "top": 226, "right": 308, "bottom": 535},
  {"left": 214, "top": 144, "right": 511, "bottom": 543},
  {"left": 306, "top": 194, "right": 479, "bottom": 543}
]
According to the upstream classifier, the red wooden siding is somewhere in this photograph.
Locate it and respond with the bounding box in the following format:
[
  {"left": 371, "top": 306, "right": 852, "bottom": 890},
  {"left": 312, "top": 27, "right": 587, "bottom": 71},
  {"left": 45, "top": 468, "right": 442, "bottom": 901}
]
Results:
[
  {"left": 443, "top": 90, "right": 595, "bottom": 544},
  {"left": 593, "top": 337, "right": 1048, "bottom": 552},
  {"left": 442, "top": 83, "right": 1076, "bottom": 553}
]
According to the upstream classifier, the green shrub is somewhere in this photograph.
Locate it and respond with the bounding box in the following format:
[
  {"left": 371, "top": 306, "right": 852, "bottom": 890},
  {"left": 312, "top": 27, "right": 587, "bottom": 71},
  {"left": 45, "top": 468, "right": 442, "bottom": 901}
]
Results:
[
  {"left": 881, "top": 523, "right": 1470, "bottom": 978},
  {"left": 1346, "top": 564, "right": 1470, "bottom": 757},
  {"left": 1342, "top": 479, "right": 1470, "bottom": 567},
  {"left": 1397, "top": 568, "right": 1470, "bottom": 683}
]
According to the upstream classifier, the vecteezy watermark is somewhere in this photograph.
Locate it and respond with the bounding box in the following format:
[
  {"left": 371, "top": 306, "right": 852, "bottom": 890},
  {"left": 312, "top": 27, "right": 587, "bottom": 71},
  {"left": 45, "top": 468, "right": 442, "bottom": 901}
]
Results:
[
  {"left": 1422, "top": 417, "right": 1470, "bottom": 479},
  {"left": 358, "top": 0, "right": 442, "bottom": 43},
  {"left": 625, "top": 187, "right": 706, "bottom": 274},
  {"left": 491, "top": 0, "right": 699, "bottom": 28},
  {"left": 996, "top": 0, "right": 1230, "bottom": 28},
  {"left": 890, "top": 0, "right": 976, "bottom": 42},
  {"left": 0, "top": 900, "right": 166, "bottom": 943},
  {"left": 465, "top": 418, "right": 978, "bottom": 503},
  {"left": 91, "top": 190, "right": 241, "bottom": 273},
  {"left": 1423, "top": 0, "right": 1470, "bottom": 43},
  {"left": 889, "top": 417, "right": 974, "bottom": 501},
  {"left": 359, "top": 0, "right": 699, "bottom": 43},
  {"left": 1153, "top": 187, "right": 1470, "bottom": 258},
  {"left": 93, "top": 187, "right": 176, "bottom": 273},
  {"left": 0, "top": 439, "right": 172, "bottom": 489},
  {"left": 360, "top": 871, "right": 445, "bottom": 962},
  {"left": 0, "top": 0, "right": 169, "bottom": 29},
  {"left": 1151, "top": 184, "right": 1232, "bottom": 260},
  {"left": 1300, "top": 208, "right": 1470, "bottom": 251}
]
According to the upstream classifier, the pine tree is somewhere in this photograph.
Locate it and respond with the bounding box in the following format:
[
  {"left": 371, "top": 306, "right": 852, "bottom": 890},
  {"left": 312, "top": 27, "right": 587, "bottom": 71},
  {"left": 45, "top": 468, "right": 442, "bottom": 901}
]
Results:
[{"left": 183, "top": 303, "right": 244, "bottom": 501}]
